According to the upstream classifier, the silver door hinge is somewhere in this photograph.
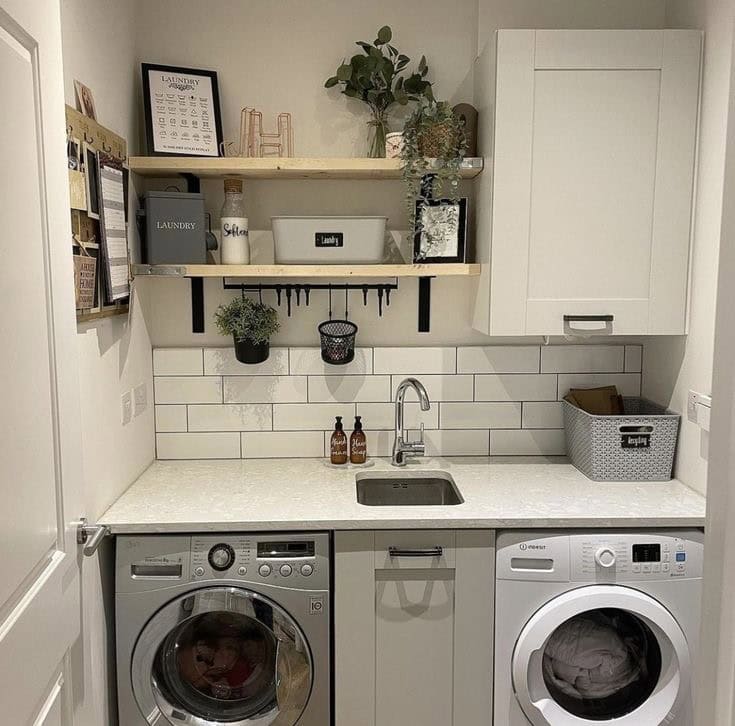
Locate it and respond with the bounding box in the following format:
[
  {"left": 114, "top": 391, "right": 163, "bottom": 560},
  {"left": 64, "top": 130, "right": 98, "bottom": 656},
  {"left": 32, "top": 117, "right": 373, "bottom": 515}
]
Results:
[{"left": 76, "top": 517, "right": 110, "bottom": 557}]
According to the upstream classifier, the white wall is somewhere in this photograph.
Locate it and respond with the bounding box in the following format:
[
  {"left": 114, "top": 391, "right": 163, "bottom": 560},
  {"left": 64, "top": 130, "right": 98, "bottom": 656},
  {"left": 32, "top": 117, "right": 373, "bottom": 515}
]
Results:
[
  {"left": 136, "top": 0, "right": 665, "bottom": 350},
  {"left": 61, "top": 0, "right": 153, "bottom": 722},
  {"left": 643, "top": 0, "right": 735, "bottom": 495}
]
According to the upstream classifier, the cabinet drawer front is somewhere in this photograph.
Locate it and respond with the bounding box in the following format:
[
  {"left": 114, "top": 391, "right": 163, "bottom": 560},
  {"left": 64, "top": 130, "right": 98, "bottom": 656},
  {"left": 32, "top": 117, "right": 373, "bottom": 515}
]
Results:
[
  {"left": 375, "top": 531, "right": 456, "bottom": 569},
  {"left": 526, "top": 300, "right": 651, "bottom": 336}
]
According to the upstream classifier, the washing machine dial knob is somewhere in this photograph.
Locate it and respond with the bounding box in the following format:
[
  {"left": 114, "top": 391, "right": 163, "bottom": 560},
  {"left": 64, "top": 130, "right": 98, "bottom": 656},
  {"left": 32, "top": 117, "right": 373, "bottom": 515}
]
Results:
[
  {"left": 208, "top": 543, "right": 235, "bottom": 571},
  {"left": 595, "top": 547, "right": 616, "bottom": 568}
]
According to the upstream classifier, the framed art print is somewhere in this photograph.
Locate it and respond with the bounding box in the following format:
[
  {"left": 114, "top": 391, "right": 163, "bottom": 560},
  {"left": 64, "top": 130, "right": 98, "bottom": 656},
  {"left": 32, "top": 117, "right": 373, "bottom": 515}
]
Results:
[
  {"left": 413, "top": 197, "right": 468, "bottom": 263},
  {"left": 142, "top": 63, "right": 223, "bottom": 157}
]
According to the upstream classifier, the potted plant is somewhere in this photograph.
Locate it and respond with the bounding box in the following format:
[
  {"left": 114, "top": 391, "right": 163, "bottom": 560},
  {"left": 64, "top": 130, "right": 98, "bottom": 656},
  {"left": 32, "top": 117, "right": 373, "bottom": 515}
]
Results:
[
  {"left": 401, "top": 100, "right": 467, "bottom": 253},
  {"left": 214, "top": 295, "right": 280, "bottom": 364},
  {"left": 325, "top": 25, "right": 433, "bottom": 158}
]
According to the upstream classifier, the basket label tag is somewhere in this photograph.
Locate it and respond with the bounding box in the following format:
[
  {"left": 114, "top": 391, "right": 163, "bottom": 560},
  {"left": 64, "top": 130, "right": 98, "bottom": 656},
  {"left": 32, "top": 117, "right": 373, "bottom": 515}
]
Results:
[
  {"left": 315, "top": 232, "right": 343, "bottom": 248},
  {"left": 621, "top": 433, "right": 651, "bottom": 449}
]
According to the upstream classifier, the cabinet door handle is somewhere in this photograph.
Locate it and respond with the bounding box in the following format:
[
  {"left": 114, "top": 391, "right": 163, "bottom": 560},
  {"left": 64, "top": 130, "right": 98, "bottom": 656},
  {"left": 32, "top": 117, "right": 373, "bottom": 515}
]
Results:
[
  {"left": 388, "top": 546, "right": 443, "bottom": 558},
  {"left": 563, "top": 314, "right": 614, "bottom": 336},
  {"left": 563, "top": 315, "right": 614, "bottom": 322}
]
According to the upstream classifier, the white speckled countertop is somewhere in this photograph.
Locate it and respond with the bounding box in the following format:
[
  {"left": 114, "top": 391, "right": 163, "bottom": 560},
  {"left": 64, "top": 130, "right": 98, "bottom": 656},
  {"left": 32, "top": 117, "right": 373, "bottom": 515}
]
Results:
[{"left": 98, "top": 457, "right": 706, "bottom": 533}]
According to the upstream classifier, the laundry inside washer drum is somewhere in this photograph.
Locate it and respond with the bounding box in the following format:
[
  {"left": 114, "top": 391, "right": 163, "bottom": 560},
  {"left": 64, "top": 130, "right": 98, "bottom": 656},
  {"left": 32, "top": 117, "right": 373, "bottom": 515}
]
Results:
[
  {"left": 153, "top": 610, "right": 279, "bottom": 720},
  {"left": 542, "top": 608, "right": 663, "bottom": 721}
]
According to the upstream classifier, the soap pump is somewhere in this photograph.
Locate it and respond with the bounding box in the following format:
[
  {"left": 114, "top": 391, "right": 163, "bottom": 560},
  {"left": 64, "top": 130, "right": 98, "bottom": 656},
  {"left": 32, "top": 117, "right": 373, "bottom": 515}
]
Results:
[{"left": 330, "top": 416, "right": 348, "bottom": 465}]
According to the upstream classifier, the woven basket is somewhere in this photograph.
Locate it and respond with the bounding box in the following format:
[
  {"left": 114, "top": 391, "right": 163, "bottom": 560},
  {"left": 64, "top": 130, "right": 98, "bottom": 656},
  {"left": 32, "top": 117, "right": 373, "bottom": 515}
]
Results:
[{"left": 418, "top": 120, "right": 460, "bottom": 158}]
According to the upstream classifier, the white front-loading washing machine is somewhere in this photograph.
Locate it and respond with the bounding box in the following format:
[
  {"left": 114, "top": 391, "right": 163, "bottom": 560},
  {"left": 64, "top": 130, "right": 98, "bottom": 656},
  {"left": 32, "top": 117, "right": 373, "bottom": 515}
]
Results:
[
  {"left": 116, "top": 533, "right": 330, "bottom": 726},
  {"left": 494, "top": 529, "right": 703, "bottom": 726}
]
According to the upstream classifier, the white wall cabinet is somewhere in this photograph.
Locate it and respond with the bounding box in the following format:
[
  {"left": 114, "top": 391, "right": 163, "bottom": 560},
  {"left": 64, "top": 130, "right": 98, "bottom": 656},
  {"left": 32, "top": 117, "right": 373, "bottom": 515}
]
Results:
[
  {"left": 475, "top": 30, "right": 702, "bottom": 336},
  {"left": 334, "top": 530, "right": 495, "bottom": 726}
]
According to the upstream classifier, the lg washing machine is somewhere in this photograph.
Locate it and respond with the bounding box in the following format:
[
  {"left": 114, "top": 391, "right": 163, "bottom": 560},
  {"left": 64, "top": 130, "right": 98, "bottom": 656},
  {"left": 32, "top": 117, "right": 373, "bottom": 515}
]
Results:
[
  {"left": 494, "top": 529, "right": 703, "bottom": 726},
  {"left": 116, "top": 533, "right": 330, "bottom": 725}
]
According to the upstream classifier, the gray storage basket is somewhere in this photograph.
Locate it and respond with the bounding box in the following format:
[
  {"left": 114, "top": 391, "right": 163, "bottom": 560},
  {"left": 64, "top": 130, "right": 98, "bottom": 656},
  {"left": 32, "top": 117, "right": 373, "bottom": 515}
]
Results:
[{"left": 563, "top": 397, "right": 680, "bottom": 482}]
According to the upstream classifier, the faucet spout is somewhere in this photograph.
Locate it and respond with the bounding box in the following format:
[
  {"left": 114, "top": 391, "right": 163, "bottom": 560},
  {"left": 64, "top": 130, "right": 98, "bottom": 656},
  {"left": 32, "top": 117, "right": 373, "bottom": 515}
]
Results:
[{"left": 392, "top": 377, "right": 431, "bottom": 467}]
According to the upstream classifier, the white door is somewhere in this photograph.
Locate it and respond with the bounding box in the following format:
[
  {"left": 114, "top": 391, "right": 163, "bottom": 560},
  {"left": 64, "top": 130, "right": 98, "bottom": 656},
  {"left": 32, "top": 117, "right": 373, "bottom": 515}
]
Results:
[
  {"left": 0, "top": 0, "right": 85, "bottom": 722},
  {"left": 488, "top": 30, "right": 701, "bottom": 336},
  {"left": 511, "top": 586, "right": 691, "bottom": 726}
]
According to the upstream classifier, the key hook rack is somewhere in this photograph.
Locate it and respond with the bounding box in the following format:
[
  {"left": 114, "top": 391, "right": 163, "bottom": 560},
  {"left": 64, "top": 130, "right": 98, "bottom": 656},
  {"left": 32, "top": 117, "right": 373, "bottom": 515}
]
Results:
[{"left": 223, "top": 280, "right": 399, "bottom": 318}]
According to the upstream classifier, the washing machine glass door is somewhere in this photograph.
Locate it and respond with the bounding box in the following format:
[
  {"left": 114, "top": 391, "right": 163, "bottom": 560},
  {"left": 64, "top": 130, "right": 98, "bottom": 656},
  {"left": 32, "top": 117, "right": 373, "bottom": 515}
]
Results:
[
  {"left": 131, "top": 586, "right": 313, "bottom": 726},
  {"left": 512, "top": 585, "right": 691, "bottom": 726}
]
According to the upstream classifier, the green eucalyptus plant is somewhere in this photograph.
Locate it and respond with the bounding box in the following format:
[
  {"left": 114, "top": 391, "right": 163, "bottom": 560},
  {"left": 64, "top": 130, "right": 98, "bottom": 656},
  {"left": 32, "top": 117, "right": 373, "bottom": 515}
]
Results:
[
  {"left": 214, "top": 295, "right": 280, "bottom": 345},
  {"left": 325, "top": 25, "right": 433, "bottom": 158},
  {"left": 401, "top": 100, "right": 467, "bottom": 257}
]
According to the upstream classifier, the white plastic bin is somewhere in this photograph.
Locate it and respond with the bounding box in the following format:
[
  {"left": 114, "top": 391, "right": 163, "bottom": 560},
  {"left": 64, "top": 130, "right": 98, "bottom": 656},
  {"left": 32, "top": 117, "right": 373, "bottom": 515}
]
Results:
[{"left": 272, "top": 216, "right": 387, "bottom": 264}]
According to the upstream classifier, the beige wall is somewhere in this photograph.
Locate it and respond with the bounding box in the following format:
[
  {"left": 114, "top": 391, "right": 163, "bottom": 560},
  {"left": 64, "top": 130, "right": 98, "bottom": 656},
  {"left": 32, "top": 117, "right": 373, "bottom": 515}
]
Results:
[
  {"left": 643, "top": 0, "right": 735, "bottom": 495},
  {"left": 61, "top": 0, "right": 153, "bottom": 722}
]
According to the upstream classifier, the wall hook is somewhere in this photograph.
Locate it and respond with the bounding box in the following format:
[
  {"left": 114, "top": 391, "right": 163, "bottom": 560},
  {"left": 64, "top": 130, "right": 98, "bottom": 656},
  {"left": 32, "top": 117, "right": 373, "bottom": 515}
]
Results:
[
  {"left": 276, "top": 285, "right": 282, "bottom": 306},
  {"left": 385, "top": 286, "right": 392, "bottom": 307},
  {"left": 305, "top": 286, "right": 311, "bottom": 306},
  {"left": 344, "top": 285, "right": 349, "bottom": 319},
  {"left": 258, "top": 285, "right": 263, "bottom": 305},
  {"left": 286, "top": 287, "right": 292, "bottom": 316},
  {"left": 362, "top": 285, "right": 369, "bottom": 306},
  {"left": 377, "top": 287, "right": 384, "bottom": 316},
  {"left": 295, "top": 284, "right": 301, "bottom": 306}
]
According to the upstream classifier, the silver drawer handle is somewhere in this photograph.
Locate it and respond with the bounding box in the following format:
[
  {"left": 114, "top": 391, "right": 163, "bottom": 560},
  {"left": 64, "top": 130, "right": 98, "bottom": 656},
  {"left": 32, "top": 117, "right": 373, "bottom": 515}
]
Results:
[
  {"left": 563, "top": 315, "right": 614, "bottom": 323},
  {"left": 388, "top": 546, "right": 443, "bottom": 558}
]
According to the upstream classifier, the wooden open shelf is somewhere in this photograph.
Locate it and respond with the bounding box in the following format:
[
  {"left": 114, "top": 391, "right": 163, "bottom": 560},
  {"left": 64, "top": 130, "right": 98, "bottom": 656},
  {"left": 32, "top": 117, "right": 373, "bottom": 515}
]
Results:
[
  {"left": 128, "top": 156, "right": 484, "bottom": 180},
  {"left": 131, "top": 263, "right": 480, "bottom": 279}
]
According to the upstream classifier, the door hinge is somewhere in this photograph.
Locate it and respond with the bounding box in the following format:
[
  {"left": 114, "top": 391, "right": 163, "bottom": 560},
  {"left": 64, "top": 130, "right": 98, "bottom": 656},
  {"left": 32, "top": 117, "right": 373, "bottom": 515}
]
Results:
[{"left": 76, "top": 517, "right": 110, "bottom": 557}]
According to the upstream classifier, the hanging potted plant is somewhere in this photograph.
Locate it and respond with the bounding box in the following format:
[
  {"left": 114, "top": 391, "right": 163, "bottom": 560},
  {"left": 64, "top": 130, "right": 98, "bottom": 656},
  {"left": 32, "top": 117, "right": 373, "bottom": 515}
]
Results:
[
  {"left": 401, "top": 100, "right": 467, "bottom": 255},
  {"left": 324, "top": 25, "right": 434, "bottom": 158},
  {"left": 214, "top": 295, "right": 280, "bottom": 364}
]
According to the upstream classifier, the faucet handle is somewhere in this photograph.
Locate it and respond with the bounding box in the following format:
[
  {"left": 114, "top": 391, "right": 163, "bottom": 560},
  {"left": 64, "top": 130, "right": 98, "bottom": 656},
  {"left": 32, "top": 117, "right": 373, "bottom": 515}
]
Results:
[{"left": 419, "top": 423, "right": 425, "bottom": 444}]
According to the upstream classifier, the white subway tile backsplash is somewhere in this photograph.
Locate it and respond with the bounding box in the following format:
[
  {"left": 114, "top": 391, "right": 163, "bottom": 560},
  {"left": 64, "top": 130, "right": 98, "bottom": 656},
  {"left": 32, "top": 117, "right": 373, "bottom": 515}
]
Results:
[
  {"left": 490, "top": 429, "right": 567, "bottom": 456},
  {"left": 274, "top": 403, "right": 355, "bottom": 431},
  {"left": 152, "top": 345, "right": 647, "bottom": 459},
  {"left": 374, "top": 347, "right": 456, "bottom": 375},
  {"left": 224, "top": 376, "right": 307, "bottom": 403},
  {"left": 188, "top": 404, "right": 272, "bottom": 432},
  {"left": 625, "top": 345, "right": 643, "bottom": 373},
  {"left": 407, "top": 429, "right": 490, "bottom": 457},
  {"left": 541, "top": 345, "right": 624, "bottom": 373},
  {"left": 154, "top": 377, "right": 222, "bottom": 404},
  {"left": 242, "top": 431, "right": 324, "bottom": 458},
  {"left": 308, "top": 375, "right": 391, "bottom": 403},
  {"left": 558, "top": 373, "right": 642, "bottom": 399},
  {"left": 522, "top": 402, "right": 564, "bottom": 429},
  {"left": 457, "top": 346, "right": 540, "bottom": 374},
  {"left": 475, "top": 374, "right": 557, "bottom": 402},
  {"left": 153, "top": 348, "right": 204, "bottom": 376},
  {"left": 157, "top": 432, "right": 240, "bottom": 459},
  {"left": 440, "top": 402, "right": 521, "bottom": 429},
  {"left": 390, "top": 374, "right": 473, "bottom": 402},
  {"left": 155, "top": 405, "right": 188, "bottom": 433},
  {"left": 289, "top": 348, "right": 372, "bottom": 375},
  {"left": 356, "top": 402, "right": 438, "bottom": 430},
  {"left": 203, "top": 347, "right": 289, "bottom": 376}
]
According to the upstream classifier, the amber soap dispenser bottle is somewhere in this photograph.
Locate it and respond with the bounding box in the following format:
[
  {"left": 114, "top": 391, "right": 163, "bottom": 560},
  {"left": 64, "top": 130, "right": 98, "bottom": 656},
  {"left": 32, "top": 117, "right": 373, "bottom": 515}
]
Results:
[
  {"left": 350, "top": 416, "right": 367, "bottom": 464},
  {"left": 330, "top": 416, "right": 348, "bottom": 465}
]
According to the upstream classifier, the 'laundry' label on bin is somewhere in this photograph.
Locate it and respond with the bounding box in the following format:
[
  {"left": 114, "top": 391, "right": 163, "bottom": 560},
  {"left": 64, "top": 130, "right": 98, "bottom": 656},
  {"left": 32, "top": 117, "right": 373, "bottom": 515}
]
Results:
[
  {"left": 621, "top": 433, "right": 651, "bottom": 449},
  {"left": 315, "top": 232, "right": 343, "bottom": 247}
]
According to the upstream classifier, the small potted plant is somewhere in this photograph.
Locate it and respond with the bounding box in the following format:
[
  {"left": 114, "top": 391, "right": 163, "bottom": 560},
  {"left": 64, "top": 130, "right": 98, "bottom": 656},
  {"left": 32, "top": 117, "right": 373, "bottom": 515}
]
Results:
[
  {"left": 401, "top": 100, "right": 467, "bottom": 242},
  {"left": 214, "top": 295, "right": 280, "bottom": 364},
  {"left": 325, "top": 25, "right": 434, "bottom": 158}
]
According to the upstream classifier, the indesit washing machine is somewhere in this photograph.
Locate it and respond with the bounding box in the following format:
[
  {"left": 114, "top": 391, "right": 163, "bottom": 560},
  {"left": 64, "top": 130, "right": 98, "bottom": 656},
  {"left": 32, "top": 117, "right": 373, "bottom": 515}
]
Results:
[
  {"left": 494, "top": 529, "right": 703, "bottom": 726},
  {"left": 116, "top": 533, "right": 330, "bottom": 726}
]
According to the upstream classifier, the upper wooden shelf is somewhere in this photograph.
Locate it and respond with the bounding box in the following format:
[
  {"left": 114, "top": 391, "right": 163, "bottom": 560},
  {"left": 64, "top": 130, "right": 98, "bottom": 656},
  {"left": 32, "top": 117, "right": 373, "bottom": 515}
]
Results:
[
  {"left": 127, "top": 156, "right": 484, "bottom": 180},
  {"left": 131, "top": 263, "right": 481, "bottom": 278}
]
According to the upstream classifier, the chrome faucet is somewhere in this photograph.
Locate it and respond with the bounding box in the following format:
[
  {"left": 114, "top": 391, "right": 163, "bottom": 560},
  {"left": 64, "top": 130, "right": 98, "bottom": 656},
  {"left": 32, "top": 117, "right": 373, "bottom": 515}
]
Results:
[{"left": 391, "top": 377, "right": 431, "bottom": 466}]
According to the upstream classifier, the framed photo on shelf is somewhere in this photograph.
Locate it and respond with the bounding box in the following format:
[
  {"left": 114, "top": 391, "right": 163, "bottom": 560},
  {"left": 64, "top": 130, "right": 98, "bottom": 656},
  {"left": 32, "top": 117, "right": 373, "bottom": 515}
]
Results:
[
  {"left": 82, "top": 142, "right": 100, "bottom": 220},
  {"left": 413, "top": 197, "right": 467, "bottom": 263},
  {"left": 142, "top": 63, "right": 223, "bottom": 157}
]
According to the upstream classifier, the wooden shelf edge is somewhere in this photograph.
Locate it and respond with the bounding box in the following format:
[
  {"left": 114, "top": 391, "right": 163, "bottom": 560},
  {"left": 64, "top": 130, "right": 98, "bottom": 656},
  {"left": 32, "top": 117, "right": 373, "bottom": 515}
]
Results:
[
  {"left": 131, "top": 263, "right": 480, "bottom": 279},
  {"left": 128, "top": 156, "right": 484, "bottom": 179},
  {"left": 76, "top": 305, "right": 129, "bottom": 323}
]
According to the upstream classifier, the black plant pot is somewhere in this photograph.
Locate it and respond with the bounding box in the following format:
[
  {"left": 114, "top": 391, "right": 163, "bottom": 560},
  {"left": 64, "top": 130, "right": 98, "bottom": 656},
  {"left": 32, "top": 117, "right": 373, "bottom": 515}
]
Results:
[{"left": 234, "top": 337, "right": 270, "bottom": 364}]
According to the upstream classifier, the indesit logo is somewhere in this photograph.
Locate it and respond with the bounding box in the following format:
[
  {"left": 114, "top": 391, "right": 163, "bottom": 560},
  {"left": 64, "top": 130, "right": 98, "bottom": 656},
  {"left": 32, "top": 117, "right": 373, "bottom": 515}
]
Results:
[{"left": 519, "top": 543, "right": 547, "bottom": 551}]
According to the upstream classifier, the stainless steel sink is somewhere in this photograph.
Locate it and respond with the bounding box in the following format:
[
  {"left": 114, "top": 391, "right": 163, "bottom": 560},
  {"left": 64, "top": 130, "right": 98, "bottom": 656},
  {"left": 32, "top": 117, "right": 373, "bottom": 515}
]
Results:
[{"left": 356, "top": 471, "right": 464, "bottom": 506}]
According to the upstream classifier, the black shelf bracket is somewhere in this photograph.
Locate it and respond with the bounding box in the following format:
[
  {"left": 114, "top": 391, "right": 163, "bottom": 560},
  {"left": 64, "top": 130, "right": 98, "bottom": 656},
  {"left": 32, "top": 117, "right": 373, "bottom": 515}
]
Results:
[{"left": 418, "top": 277, "right": 433, "bottom": 332}]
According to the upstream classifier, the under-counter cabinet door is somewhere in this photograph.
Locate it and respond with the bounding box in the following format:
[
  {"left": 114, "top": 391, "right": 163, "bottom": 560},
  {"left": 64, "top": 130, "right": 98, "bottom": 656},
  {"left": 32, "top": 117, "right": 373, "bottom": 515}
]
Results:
[
  {"left": 487, "top": 30, "right": 702, "bottom": 336},
  {"left": 334, "top": 530, "right": 495, "bottom": 726}
]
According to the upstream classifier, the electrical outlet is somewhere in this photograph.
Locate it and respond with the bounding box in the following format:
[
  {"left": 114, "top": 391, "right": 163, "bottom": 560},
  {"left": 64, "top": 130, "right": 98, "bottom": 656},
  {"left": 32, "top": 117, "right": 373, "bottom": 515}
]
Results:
[
  {"left": 121, "top": 390, "right": 133, "bottom": 426},
  {"left": 133, "top": 383, "right": 147, "bottom": 417},
  {"left": 687, "top": 390, "right": 712, "bottom": 425}
]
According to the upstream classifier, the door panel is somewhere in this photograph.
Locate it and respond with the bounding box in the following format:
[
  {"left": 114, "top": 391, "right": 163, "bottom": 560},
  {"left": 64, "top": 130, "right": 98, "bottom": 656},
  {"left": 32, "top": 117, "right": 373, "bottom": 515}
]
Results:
[{"left": 0, "top": 0, "right": 84, "bottom": 722}]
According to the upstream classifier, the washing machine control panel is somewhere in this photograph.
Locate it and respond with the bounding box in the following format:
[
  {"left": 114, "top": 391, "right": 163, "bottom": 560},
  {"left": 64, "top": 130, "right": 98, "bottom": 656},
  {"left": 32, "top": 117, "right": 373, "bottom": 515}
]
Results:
[
  {"left": 190, "top": 534, "right": 328, "bottom": 589},
  {"left": 571, "top": 533, "right": 703, "bottom": 581}
]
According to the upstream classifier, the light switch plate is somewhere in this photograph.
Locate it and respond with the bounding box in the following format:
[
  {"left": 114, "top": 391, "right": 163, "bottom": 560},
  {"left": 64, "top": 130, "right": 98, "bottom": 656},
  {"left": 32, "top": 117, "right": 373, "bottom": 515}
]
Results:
[
  {"left": 121, "top": 390, "right": 133, "bottom": 426},
  {"left": 133, "top": 383, "right": 147, "bottom": 417}
]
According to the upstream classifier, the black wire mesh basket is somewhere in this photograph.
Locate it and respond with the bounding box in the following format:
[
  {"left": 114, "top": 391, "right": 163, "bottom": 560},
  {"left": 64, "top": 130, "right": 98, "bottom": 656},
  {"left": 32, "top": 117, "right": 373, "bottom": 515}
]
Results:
[{"left": 319, "top": 319, "right": 358, "bottom": 365}]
